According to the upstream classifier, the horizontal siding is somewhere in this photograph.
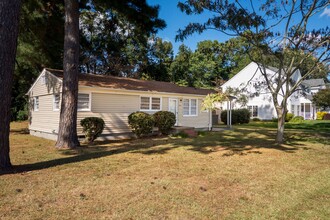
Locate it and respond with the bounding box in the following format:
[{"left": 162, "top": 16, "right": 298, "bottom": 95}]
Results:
[
  {"left": 92, "top": 93, "right": 139, "bottom": 113},
  {"left": 31, "top": 71, "right": 62, "bottom": 96},
  {"left": 77, "top": 112, "right": 131, "bottom": 134},
  {"left": 178, "top": 98, "right": 210, "bottom": 128},
  {"left": 29, "top": 95, "right": 60, "bottom": 133}
]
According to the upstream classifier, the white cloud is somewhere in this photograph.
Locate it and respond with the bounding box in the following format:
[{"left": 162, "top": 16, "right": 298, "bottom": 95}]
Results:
[{"left": 320, "top": 7, "right": 330, "bottom": 17}]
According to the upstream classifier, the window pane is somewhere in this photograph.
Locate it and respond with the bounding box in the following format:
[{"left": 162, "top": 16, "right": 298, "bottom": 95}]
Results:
[
  {"left": 34, "top": 97, "right": 39, "bottom": 110},
  {"left": 191, "top": 99, "right": 197, "bottom": 115},
  {"left": 54, "top": 94, "right": 60, "bottom": 110},
  {"left": 140, "top": 97, "right": 150, "bottom": 110},
  {"left": 78, "top": 94, "right": 90, "bottom": 110},
  {"left": 183, "top": 99, "right": 189, "bottom": 115},
  {"left": 151, "top": 97, "right": 160, "bottom": 110}
]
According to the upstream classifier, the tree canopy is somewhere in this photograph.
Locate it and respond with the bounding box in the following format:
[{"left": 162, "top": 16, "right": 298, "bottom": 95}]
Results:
[{"left": 176, "top": 0, "right": 330, "bottom": 143}]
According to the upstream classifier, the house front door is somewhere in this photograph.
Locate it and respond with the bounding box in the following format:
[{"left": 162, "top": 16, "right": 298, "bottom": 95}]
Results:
[{"left": 169, "top": 98, "right": 178, "bottom": 126}]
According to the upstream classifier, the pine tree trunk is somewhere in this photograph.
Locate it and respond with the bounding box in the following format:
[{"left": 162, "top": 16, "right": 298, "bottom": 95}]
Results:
[
  {"left": 55, "top": 0, "right": 80, "bottom": 149},
  {"left": 0, "top": 0, "right": 21, "bottom": 170}
]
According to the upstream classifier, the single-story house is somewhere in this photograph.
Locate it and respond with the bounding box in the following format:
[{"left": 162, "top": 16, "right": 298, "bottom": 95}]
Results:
[
  {"left": 27, "top": 68, "right": 215, "bottom": 140},
  {"left": 220, "top": 62, "right": 327, "bottom": 120}
]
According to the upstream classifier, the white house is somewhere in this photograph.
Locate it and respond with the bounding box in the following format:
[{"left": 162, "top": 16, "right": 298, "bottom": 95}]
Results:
[
  {"left": 220, "top": 62, "right": 326, "bottom": 120},
  {"left": 27, "top": 68, "right": 215, "bottom": 140}
]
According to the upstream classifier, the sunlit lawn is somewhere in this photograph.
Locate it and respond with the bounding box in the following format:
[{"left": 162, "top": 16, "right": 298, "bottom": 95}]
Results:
[{"left": 1, "top": 121, "right": 329, "bottom": 219}]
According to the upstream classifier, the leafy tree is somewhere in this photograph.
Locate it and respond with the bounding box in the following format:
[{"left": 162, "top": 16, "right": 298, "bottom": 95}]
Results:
[
  {"left": 189, "top": 40, "right": 229, "bottom": 88},
  {"left": 13, "top": 0, "right": 64, "bottom": 121},
  {"left": 313, "top": 88, "right": 330, "bottom": 110},
  {"left": 0, "top": 0, "right": 22, "bottom": 169},
  {"left": 142, "top": 36, "right": 174, "bottom": 81},
  {"left": 170, "top": 44, "right": 193, "bottom": 86},
  {"left": 177, "top": 0, "right": 330, "bottom": 143}
]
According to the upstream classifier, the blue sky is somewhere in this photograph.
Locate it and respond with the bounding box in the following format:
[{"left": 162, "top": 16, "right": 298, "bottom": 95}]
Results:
[{"left": 147, "top": 0, "right": 330, "bottom": 55}]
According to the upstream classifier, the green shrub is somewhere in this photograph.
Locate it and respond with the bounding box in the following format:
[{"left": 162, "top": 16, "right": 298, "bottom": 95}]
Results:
[
  {"left": 289, "top": 116, "right": 304, "bottom": 123},
  {"left": 252, "top": 117, "right": 261, "bottom": 121},
  {"left": 153, "top": 111, "right": 176, "bottom": 135},
  {"left": 17, "top": 109, "right": 28, "bottom": 121},
  {"left": 80, "top": 117, "right": 105, "bottom": 143},
  {"left": 271, "top": 117, "right": 278, "bottom": 122},
  {"left": 220, "top": 109, "right": 251, "bottom": 125},
  {"left": 128, "top": 112, "right": 154, "bottom": 138},
  {"left": 285, "top": 113, "right": 294, "bottom": 122},
  {"left": 316, "top": 111, "right": 327, "bottom": 120}
]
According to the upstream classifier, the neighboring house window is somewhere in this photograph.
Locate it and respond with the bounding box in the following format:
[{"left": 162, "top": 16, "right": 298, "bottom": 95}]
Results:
[
  {"left": 34, "top": 97, "right": 39, "bottom": 111},
  {"left": 183, "top": 99, "right": 197, "bottom": 116},
  {"left": 291, "top": 105, "right": 294, "bottom": 114},
  {"left": 248, "top": 105, "right": 258, "bottom": 117},
  {"left": 140, "top": 97, "right": 161, "bottom": 111},
  {"left": 78, "top": 93, "right": 90, "bottom": 111},
  {"left": 53, "top": 94, "right": 60, "bottom": 111}
]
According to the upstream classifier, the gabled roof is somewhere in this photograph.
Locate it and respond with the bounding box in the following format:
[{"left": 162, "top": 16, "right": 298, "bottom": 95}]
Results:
[
  {"left": 45, "top": 68, "right": 214, "bottom": 96},
  {"left": 301, "top": 79, "right": 325, "bottom": 88}
]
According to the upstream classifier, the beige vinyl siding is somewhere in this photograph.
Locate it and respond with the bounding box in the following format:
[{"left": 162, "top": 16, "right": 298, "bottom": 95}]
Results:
[
  {"left": 29, "top": 94, "right": 60, "bottom": 133},
  {"left": 76, "top": 93, "right": 140, "bottom": 134},
  {"left": 178, "top": 98, "right": 210, "bottom": 128},
  {"left": 30, "top": 71, "right": 62, "bottom": 97},
  {"left": 92, "top": 93, "right": 139, "bottom": 113}
]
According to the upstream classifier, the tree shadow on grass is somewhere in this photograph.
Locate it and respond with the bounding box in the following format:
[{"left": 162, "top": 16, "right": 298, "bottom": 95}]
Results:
[
  {"left": 1, "top": 128, "right": 320, "bottom": 175},
  {"left": 170, "top": 128, "right": 311, "bottom": 156}
]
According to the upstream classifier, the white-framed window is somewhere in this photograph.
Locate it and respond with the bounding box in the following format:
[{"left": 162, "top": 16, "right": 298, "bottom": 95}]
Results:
[
  {"left": 248, "top": 105, "right": 258, "bottom": 117},
  {"left": 290, "top": 105, "right": 294, "bottom": 114},
  {"left": 140, "top": 97, "right": 161, "bottom": 111},
  {"left": 183, "top": 99, "right": 197, "bottom": 116},
  {"left": 53, "top": 94, "right": 60, "bottom": 111},
  {"left": 78, "top": 93, "right": 91, "bottom": 111},
  {"left": 34, "top": 96, "right": 39, "bottom": 111}
]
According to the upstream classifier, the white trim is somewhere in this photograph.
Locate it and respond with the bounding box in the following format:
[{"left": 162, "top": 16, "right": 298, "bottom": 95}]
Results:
[
  {"left": 77, "top": 92, "right": 91, "bottom": 112},
  {"left": 182, "top": 98, "right": 198, "bottom": 117},
  {"left": 168, "top": 98, "right": 179, "bottom": 125},
  {"left": 53, "top": 94, "right": 60, "bottom": 111},
  {"left": 26, "top": 69, "right": 63, "bottom": 95},
  {"left": 139, "top": 96, "right": 162, "bottom": 111}
]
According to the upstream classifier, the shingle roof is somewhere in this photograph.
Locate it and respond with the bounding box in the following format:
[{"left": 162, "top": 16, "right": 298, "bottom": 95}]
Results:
[
  {"left": 46, "top": 68, "right": 214, "bottom": 96},
  {"left": 302, "top": 79, "right": 325, "bottom": 87}
]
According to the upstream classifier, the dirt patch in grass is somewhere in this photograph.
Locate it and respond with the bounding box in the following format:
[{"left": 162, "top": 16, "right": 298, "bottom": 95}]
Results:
[{"left": 1, "top": 122, "right": 329, "bottom": 219}]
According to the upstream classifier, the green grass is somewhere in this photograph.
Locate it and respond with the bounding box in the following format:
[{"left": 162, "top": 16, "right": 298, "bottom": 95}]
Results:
[
  {"left": 0, "top": 121, "right": 329, "bottom": 219},
  {"left": 237, "top": 120, "right": 330, "bottom": 133}
]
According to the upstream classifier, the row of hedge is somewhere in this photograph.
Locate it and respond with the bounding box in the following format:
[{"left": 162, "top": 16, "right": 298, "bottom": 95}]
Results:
[
  {"left": 128, "top": 111, "right": 176, "bottom": 137},
  {"left": 220, "top": 108, "right": 251, "bottom": 125},
  {"left": 79, "top": 111, "right": 176, "bottom": 142}
]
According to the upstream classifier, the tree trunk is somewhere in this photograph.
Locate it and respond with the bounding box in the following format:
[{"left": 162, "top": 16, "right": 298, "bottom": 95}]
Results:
[
  {"left": 276, "top": 110, "right": 286, "bottom": 144},
  {"left": 0, "top": 0, "right": 22, "bottom": 170},
  {"left": 55, "top": 0, "right": 80, "bottom": 149}
]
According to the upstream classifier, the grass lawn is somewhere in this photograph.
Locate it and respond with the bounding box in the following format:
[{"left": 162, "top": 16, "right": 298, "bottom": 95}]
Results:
[
  {"left": 1, "top": 121, "right": 329, "bottom": 219},
  {"left": 240, "top": 120, "right": 330, "bottom": 133}
]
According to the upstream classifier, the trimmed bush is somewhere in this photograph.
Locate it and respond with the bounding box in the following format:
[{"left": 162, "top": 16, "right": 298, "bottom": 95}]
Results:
[
  {"left": 316, "top": 111, "right": 328, "bottom": 120},
  {"left": 80, "top": 117, "right": 105, "bottom": 143},
  {"left": 289, "top": 116, "right": 304, "bottom": 123},
  {"left": 252, "top": 117, "right": 261, "bottom": 122},
  {"left": 271, "top": 117, "right": 278, "bottom": 122},
  {"left": 153, "top": 111, "right": 176, "bottom": 135},
  {"left": 285, "top": 113, "right": 294, "bottom": 122},
  {"left": 128, "top": 112, "right": 154, "bottom": 138},
  {"left": 323, "top": 113, "right": 330, "bottom": 120},
  {"left": 221, "top": 109, "right": 251, "bottom": 125}
]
